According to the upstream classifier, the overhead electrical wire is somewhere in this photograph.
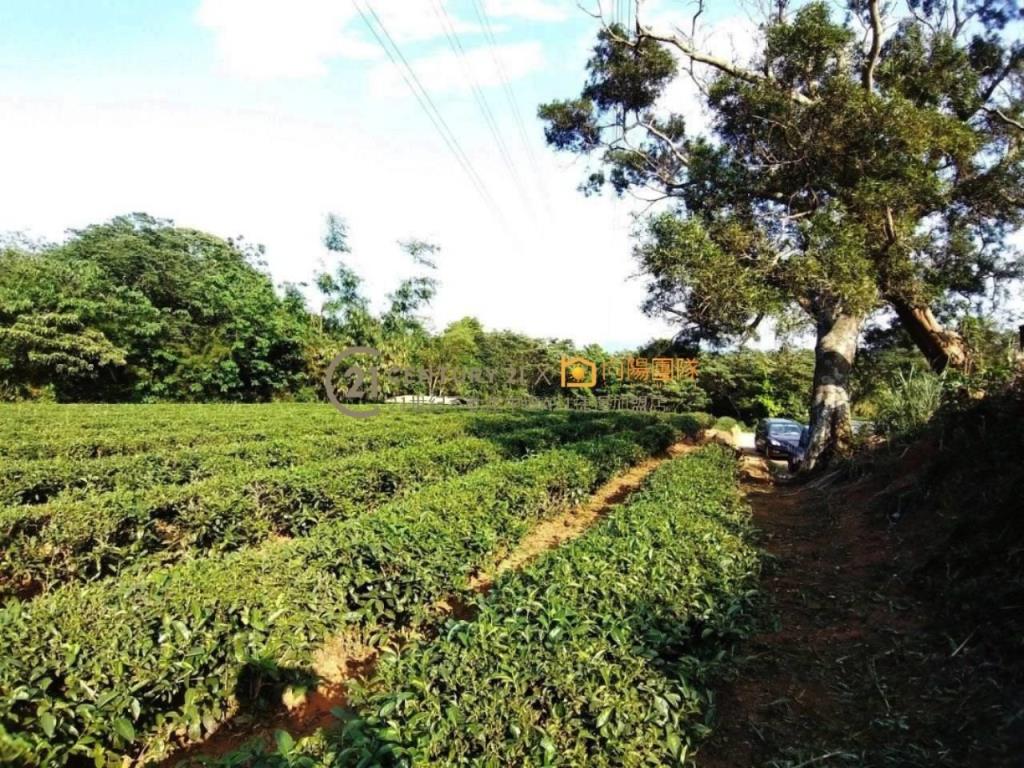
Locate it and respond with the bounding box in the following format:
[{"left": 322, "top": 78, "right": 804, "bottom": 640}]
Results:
[
  {"left": 351, "top": 0, "right": 509, "bottom": 228},
  {"left": 469, "top": 0, "right": 551, "bottom": 210},
  {"left": 429, "top": 0, "right": 538, "bottom": 221}
]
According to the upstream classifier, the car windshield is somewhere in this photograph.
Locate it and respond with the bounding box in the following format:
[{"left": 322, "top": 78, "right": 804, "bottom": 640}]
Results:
[{"left": 770, "top": 424, "right": 803, "bottom": 437}]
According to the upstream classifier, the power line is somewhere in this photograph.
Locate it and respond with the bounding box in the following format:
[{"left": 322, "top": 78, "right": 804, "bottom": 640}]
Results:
[
  {"left": 429, "top": 0, "right": 537, "bottom": 221},
  {"left": 351, "top": 0, "right": 508, "bottom": 228},
  {"left": 469, "top": 0, "right": 550, "bottom": 211}
]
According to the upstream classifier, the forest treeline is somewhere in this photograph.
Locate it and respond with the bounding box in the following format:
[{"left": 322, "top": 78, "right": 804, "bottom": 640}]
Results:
[{"left": 2, "top": 213, "right": 1017, "bottom": 425}]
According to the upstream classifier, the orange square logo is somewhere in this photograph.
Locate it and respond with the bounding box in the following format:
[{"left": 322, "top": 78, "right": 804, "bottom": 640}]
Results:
[{"left": 560, "top": 357, "right": 597, "bottom": 388}]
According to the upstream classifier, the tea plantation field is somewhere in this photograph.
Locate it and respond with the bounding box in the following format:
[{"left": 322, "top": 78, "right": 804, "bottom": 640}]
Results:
[{"left": 0, "top": 404, "right": 758, "bottom": 767}]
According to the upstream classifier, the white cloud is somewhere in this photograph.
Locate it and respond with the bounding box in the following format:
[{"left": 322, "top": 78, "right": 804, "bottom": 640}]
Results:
[
  {"left": 195, "top": 0, "right": 483, "bottom": 80},
  {"left": 483, "top": 0, "right": 570, "bottom": 23},
  {"left": 368, "top": 41, "right": 545, "bottom": 98},
  {"left": 195, "top": 0, "right": 369, "bottom": 78},
  {"left": 370, "top": 1, "right": 481, "bottom": 44}
]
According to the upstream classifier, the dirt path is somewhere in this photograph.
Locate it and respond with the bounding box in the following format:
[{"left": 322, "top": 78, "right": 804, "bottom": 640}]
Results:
[
  {"left": 468, "top": 440, "right": 697, "bottom": 593},
  {"left": 157, "top": 439, "right": 698, "bottom": 766},
  {"left": 697, "top": 452, "right": 973, "bottom": 768}
]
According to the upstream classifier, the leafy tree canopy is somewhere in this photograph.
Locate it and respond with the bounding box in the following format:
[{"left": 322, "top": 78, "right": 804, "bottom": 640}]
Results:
[{"left": 539, "top": 0, "right": 1023, "bottom": 466}]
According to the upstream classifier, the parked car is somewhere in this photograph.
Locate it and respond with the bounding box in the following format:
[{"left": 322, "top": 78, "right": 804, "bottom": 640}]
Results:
[
  {"left": 755, "top": 418, "right": 808, "bottom": 462},
  {"left": 785, "top": 427, "right": 811, "bottom": 472}
]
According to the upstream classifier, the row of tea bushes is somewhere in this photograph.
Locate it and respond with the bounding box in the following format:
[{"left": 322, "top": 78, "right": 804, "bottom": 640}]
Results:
[
  {"left": 0, "top": 416, "right": 486, "bottom": 504},
  {"left": 0, "top": 405, "right": 708, "bottom": 463},
  {"left": 0, "top": 404, "right": 425, "bottom": 460},
  {"left": 343, "top": 446, "right": 759, "bottom": 766},
  {"left": 213, "top": 446, "right": 759, "bottom": 767},
  {"left": 0, "top": 413, "right": 690, "bottom": 596},
  {"left": 0, "top": 427, "right": 675, "bottom": 766},
  {"left": 0, "top": 436, "right": 501, "bottom": 596},
  {"left": 0, "top": 407, "right": 527, "bottom": 462},
  {"left": 0, "top": 408, "right": 678, "bottom": 498},
  {"left": 0, "top": 405, "right": 591, "bottom": 461}
]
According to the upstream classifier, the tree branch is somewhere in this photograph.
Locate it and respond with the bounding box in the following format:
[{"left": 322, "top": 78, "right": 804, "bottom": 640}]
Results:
[
  {"left": 636, "top": 119, "right": 690, "bottom": 166},
  {"left": 737, "top": 312, "right": 765, "bottom": 345},
  {"left": 623, "top": 26, "right": 816, "bottom": 106},
  {"left": 660, "top": 305, "right": 689, "bottom": 319},
  {"left": 974, "top": 49, "right": 1023, "bottom": 112},
  {"left": 884, "top": 205, "right": 898, "bottom": 244},
  {"left": 983, "top": 106, "right": 1024, "bottom": 133},
  {"left": 628, "top": 194, "right": 675, "bottom": 217},
  {"left": 862, "top": 0, "right": 882, "bottom": 92}
]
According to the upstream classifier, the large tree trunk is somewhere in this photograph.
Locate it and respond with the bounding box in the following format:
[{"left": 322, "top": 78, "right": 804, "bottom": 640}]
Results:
[
  {"left": 802, "top": 310, "right": 864, "bottom": 472},
  {"left": 890, "top": 296, "right": 970, "bottom": 374}
]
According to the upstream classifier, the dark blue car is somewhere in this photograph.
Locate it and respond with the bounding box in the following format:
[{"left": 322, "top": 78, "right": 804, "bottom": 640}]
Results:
[{"left": 755, "top": 418, "right": 809, "bottom": 465}]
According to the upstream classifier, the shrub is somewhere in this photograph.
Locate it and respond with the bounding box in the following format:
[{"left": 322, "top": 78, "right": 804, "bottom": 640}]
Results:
[
  {"left": 0, "top": 410, "right": 685, "bottom": 594},
  {"left": 873, "top": 368, "right": 945, "bottom": 439},
  {"left": 712, "top": 415, "right": 740, "bottom": 432},
  {"left": 0, "top": 436, "right": 501, "bottom": 594}
]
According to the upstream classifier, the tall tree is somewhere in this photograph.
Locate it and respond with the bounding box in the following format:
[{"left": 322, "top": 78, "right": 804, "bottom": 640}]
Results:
[
  {"left": 1, "top": 214, "right": 309, "bottom": 401},
  {"left": 315, "top": 214, "right": 378, "bottom": 345},
  {"left": 313, "top": 214, "right": 441, "bottom": 397},
  {"left": 539, "top": 0, "right": 1023, "bottom": 467}
]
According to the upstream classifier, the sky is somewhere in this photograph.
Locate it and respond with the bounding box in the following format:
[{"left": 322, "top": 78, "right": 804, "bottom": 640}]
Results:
[{"left": 0, "top": 0, "right": 766, "bottom": 352}]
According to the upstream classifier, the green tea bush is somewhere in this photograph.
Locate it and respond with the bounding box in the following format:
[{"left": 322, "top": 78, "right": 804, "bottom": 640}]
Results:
[
  {"left": 340, "top": 446, "right": 758, "bottom": 766},
  {"left": 0, "top": 436, "right": 501, "bottom": 594},
  {"left": 0, "top": 405, "right": 491, "bottom": 461},
  {"left": 0, "top": 412, "right": 694, "bottom": 594},
  {"left": 0, "top": 427, "right": 675, "bottom": 765},
  {"left": 208, "top": 446, "right": 759, "bottom": 767},
  {"left": 0, "top": 417, "right": 479, "bottom": 503},
  {"left": 669, "top": 411, "right": 715, "bottom": 437},
  {"left": 712, "top": 415, "right": 740, "bottom": 432}
]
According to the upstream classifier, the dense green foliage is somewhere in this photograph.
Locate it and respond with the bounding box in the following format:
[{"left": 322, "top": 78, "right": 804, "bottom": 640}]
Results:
[
  {"left": 0, "top": 211, "right": 828, "bottom": 428},
  {"left": 0, "top": 407, "right": 705, "bottom": 765},
  {"left": 853, "top": 318, "right": 1023, "bottom": 420},
  {"left": 0, "top": 216, "right": 311, "bottom": 402},
  {"left": 204, "top": 446, "right": 758, "bottom": 767},
  {"left": 0, "top": 212, "right": 810, "bottom": 420},
  {"left": 697, "top": 349, "right": 813, "bottom": 423}
]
